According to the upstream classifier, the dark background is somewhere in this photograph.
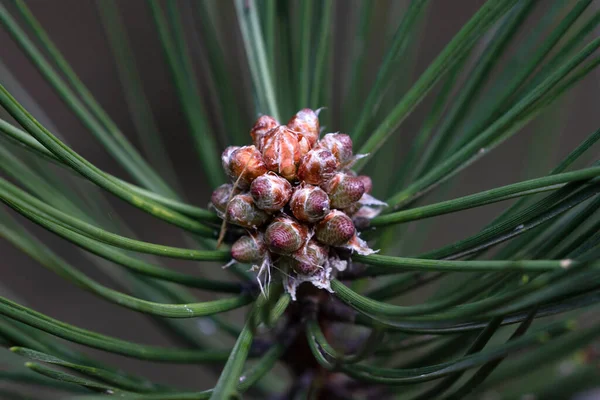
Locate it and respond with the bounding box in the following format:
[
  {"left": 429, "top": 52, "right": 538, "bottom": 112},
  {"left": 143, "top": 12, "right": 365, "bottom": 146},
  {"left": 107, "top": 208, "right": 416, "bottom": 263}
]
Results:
[{"left": 1, "top": 0, "right": 599, "bottom": 394}]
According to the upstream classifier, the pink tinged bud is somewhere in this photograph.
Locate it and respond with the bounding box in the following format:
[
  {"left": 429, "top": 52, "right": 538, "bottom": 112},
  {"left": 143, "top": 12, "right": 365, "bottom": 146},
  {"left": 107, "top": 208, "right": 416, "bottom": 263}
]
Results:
[
  {"left": 315, "top": 210, "right": 356, "bottom": 246},
  {"left": 357, "top": 175, "right": 372, "bottom": 194},
  {"left": 250, "top": 173, "right": 293, "bottom": 212},
  {"left": 225, "top": 145, "right": 268, "bottom": 188},
  {"left": 292, "top": 239, "right": 329, "bottom": 275},
  {"left": 323, "top": 172, "right": 366, "bottom": 209},
  {"left": 287, "top": 108, "right": 320, "bottom": 148},
  {"left": 318, "top": 133, "right": 353, "bottom": 165},
  {"left": 297, "top": 136, "right": 312, "bottom": 158},
  {"left": 297, "top": 148, "right": 339, "bottom": 185},
  {"left": 231, "top": 232, "right": 267, "bottom": 263},
  {"left": 264, "top": 215, "right": 309, "bottom": 255},
  {"left": 261, "top": 126, "right": 302, "bottom": 181},
  {"left": 290, "top": 185, "right": 330, "bottom": 223},
  {"left": 211, "top": 183, "right": 235, "bottom": 213},
  {"left": 250, "top": 115, "right": 279, "bottom": 151},
  {"left": 225, "top": 194, "right": 269, "bottom": 228}
]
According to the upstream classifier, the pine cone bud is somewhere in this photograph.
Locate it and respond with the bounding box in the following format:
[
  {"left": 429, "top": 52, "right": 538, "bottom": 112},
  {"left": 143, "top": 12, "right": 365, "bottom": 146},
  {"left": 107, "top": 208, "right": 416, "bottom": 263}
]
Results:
[
  {"left": 264, "top": 215, "right": 309, "bottom": 255},
  {"left": 297, "top": 136, "right": 312, "bottom": 159},
  {"left": 287, "top": 108, "right": 320, "bottom": 148},
  {"left": 250, "top": 173, "right": 293, "bottom": 212},
  {"left": 214, "top": 109, "right": 382, "bottom": 298},
  {"left": 315, "top": 210, "right": 355, "bottom": 246},
  {"left": 225, "top": 193, "right": 269, "bottom": 228},
  {"left": 231, "top": 232, "right": 267, "bottom": 263},
  {"left": 250, "top": 115, "right": 279, "bottom": 151},
  {"left": 292, "top": 239, "right": 329, "bottom": 275},
  {"left": 290, "top": 184, "right": 330, "bottom": 223},
  {"left": 297, "top": 147, "right": 339, "bottom": 185},
  {"left": 211, "top": 183, "right": 235, "bottom": 213},
  {"left": 357, "top": 175, "right": 372, "bottom": 194},
  {"left": 261, "top": 126, "right": 302, "bottom": 181},
  {"left": 323, "top": 172, "right": 365, "bottom": 209},
  {"left": 224, "top": 145, "right": 267, "bottom": 188},
  {"left": 318, "top": 133, "right": 353, "bottom": 165}
]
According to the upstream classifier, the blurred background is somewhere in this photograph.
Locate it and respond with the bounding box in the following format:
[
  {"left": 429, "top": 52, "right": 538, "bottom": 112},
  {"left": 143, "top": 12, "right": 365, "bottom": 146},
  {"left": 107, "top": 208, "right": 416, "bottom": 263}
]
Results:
[{"left": 1, "top": 0, "right": 599, "bottom": 393}]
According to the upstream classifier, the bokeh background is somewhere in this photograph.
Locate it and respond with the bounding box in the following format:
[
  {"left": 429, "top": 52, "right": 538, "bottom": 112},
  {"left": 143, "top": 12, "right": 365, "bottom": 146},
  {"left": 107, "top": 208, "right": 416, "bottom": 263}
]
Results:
[{"left": 1, "top": 0, "right": 599, "bottom": 395}]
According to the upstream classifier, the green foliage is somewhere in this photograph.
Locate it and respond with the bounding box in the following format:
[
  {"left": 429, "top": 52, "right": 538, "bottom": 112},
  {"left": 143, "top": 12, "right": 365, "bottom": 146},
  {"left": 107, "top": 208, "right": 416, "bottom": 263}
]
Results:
[{"left": 1, "top": 0, "right": 599, "bottom": 399}]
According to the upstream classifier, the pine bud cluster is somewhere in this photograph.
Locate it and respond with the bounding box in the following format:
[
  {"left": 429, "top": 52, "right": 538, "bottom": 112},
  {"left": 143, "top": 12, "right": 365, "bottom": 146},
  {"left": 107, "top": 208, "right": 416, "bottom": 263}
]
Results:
[{"left": 212, "top": 109, "right": 386, "bottom": 298}]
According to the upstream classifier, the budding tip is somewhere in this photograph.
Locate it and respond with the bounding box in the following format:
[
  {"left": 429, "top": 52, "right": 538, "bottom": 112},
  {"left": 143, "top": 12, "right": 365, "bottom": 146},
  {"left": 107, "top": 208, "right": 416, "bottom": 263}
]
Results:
[{"left": 216, "top": 109, "right": 381, "bottom": 298}]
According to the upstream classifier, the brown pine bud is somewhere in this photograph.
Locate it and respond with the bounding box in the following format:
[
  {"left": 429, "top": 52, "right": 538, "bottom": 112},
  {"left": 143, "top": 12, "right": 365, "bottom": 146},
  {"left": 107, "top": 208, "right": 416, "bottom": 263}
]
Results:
[
  {"left": 225, "top": 145, "right": 268, "bottom": 188},
  {"left": 225, "top": 194, "right": 269, "bottom": 228},
  {"left": 290, "top": 184, "right": 330, "bottom": 223},
  {"left": 231, "top": 232, "right": 267, "bottom": 263},
  {"left": 287, "top": 108, "right": 320, "bottom": 148},
  {"left": 250, "top": 173, "right": 292, "bottom": 212},
  {"left": 250, "top": 115, "right": 279, "bottom": 151},
  {"left": 323, "top": 172, "right": 365, "bottom": 209},
  {"left": 297, "top": 147, "right": 339, "bottom": 185},
  {"left": 264, "top": 215, "right": 309, "bottom": 255},
  {"left": 315, "top": 210, "right": 355, "bottom": 246},
  {"left": 292, "top": 239, "right": 329, "bottom": 275},
  {"left": 261, "top": 126, "right": 302, "bottom": 181},
  {"left": 211, "top": 183, "right": 235, "bottom": 213},
  {"left": 318, "top": 133, "right": 353, "bottom": 165},
  {"left": 357, "top": 175, "right": 372, "bottom": 194},
  {"left": 298, "top": 135, "right": 312, "bottom": 158}
]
